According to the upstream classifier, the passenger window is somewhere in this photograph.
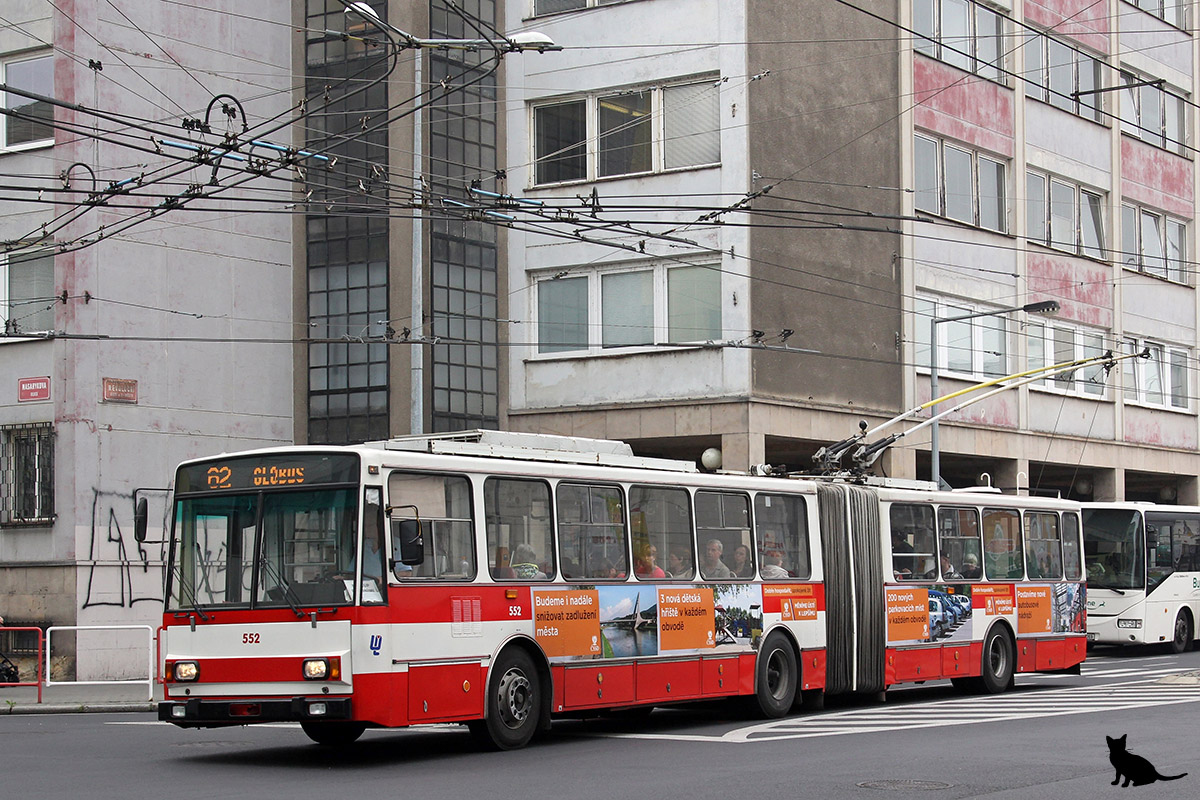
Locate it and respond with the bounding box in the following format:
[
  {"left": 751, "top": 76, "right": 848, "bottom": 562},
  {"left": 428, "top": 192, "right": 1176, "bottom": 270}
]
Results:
[
  {"left": 937, "top": 506, "right": 982, "bottom": 581},
  {"left": 629, "top": 485, "right": 690, "bottom": 581},
  {"left": 1024, "top": 511, "right": 1062, "bottom": 579},
  {"left": 1062, "top": 513, "right": 1083, "bottom": 581},
  {"left": 387, "top": 472, "right": 475, "bottom": 580},
  {"left": 890, "top": 503, "right": 936, "bottom": 581},
  {"left": 696, "top": 491, "right": 752, "bottom": 580},
  {"left": 754, "top": 493, "right": 808, "bottom": 579},
  {"left": 485, "top": 478, "right": 554, "bottom": 581},
  {"left": 982, "top": 508, "right": 1023, "bottom": 580},
  {"left": 557, "top": 483, "right": 627, "bottom": 579}
]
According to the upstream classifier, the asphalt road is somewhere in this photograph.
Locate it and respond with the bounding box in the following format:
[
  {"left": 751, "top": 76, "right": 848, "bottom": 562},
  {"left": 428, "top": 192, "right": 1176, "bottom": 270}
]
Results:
[{"left": 5, "top": 646, "right": 1199, "bottom": 800}]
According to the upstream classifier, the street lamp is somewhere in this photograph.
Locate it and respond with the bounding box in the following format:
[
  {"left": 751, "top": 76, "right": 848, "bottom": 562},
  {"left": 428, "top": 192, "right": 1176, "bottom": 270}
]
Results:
[{"left": 929, "top": 300, "right": 1059, "bottom": 488}]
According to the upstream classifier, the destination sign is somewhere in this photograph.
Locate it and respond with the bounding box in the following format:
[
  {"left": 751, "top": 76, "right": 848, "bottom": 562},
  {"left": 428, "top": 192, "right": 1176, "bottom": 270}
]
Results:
[{"left": 175, "top": 453, "right": 360, "bottom": 493}]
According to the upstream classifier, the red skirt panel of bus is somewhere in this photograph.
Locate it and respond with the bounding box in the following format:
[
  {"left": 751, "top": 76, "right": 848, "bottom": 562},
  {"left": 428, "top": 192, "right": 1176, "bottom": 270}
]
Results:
[
  {"left": 799, "top": 648, "right": 826, "bottom": 691},
  {"left": 1016, "top": 636, "right": 1085, "bottom": 673},
  {"left": 636, "top": 659, "right": 702, "bottom": 702},
  {"left": 407, "top": 662, "right": 486, "bottom": 722},
  {"left": 941, "top": 643, "right": 980, "bottom": 679},
  {"left": 701, "top": 657, "right": 739, "bottom": 695},
  {"left": 563, "top": 663, "right": 635, "bottom": 708}
]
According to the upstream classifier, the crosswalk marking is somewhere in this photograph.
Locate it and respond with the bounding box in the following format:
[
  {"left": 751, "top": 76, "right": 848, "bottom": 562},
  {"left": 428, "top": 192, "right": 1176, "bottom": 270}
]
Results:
[{"left": 600, "top": 678, "right": 1200, "bottom": 744}]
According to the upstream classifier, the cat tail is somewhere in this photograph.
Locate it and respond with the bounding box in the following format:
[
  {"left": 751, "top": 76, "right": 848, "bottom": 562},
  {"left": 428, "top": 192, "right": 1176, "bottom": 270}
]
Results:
[{"left": 1156, "top": 771, "right": 1187, "bottom": 782}]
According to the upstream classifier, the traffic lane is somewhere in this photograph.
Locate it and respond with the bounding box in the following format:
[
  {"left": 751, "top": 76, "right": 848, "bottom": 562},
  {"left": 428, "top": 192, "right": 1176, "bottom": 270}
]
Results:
[{"left": 5, "top": 692, "right": 1196, "bottom": 800}]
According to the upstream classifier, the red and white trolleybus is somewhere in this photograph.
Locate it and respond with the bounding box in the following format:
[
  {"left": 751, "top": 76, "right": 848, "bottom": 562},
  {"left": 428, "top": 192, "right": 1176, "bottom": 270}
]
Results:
[{"left": 148, "top": 431, "right": 1087, "bottom": 748}]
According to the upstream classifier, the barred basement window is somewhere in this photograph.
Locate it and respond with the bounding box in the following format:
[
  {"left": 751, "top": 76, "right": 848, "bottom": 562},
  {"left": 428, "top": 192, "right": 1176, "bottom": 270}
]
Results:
[{"left": 0, "top": 423, "right": 54, "bottom": 526}]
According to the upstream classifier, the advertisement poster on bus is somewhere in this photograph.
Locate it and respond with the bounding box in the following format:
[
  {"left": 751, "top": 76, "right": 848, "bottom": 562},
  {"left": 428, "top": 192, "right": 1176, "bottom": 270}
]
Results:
[
  {"left": 886, "top": 585, "right": 975, "bottom": 644},
  {"left": 531, "top": 584, "right": 763, "bottom": 661},
  {"left": 1017, "top": 585, "right": 1053, "bottom": 634}
]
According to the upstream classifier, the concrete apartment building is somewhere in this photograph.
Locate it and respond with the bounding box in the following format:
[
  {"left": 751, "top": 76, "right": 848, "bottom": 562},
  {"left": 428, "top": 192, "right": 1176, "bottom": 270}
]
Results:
[
  {"left": 0, "top": 1, "right": 295, "bottom": 676},
  {"left": 503, "top": 0, "right": 1200, "bottom": 505}
]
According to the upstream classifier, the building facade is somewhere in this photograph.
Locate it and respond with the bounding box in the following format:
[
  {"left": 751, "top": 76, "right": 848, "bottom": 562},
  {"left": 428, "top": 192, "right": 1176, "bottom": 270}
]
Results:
[
  {"left": 503, "top": 0, "right": 1200, "bottom": 505},
  {"left": 0, "top": 1, "right": 295, "bottom": 676}
]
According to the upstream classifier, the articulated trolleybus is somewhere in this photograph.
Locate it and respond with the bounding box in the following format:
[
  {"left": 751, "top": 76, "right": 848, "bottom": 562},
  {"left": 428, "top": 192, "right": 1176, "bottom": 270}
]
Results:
[
  {"left": 152, "top": 431, "right": 1086, "bottom": 749},
  {"left": 1083, "top": 502, "right": 1200, "bottom": 652}
]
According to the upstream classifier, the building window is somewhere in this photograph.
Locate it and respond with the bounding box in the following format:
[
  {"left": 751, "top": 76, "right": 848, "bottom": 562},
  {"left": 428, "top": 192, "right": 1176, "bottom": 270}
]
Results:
[
  {"left": 1124, "top": 338, "right": 1189, "bottom": 410},
  {"left": 914, "top": 134, "right": 1006, "bottom": 232},
  {"left": 532, "top": 77, "right": 721, "bottom": 185},
  {"left": 0, "top": 423, "right": 54, "bottom": 526},
  {"left": 534, "top": 0, "right": 624, "bottom": 15},
  {"left": 1125, "top": 0, "right": 1187, "bottom": 28},
  {"left": 1121, "top": 204, "right": 1187, "bottom": 283},
  {"left": 1026, "top": 171, "right": 1105, "bottom": 259},
  {"left": 914, "top": 0, "right": 1005, "bottom": 81},
  {"left": 2, "top": 253, "right": 54, "bottom": 335},
  {"left": 2, "top": 52, "right": 53, "bottom": 149},
  {"left": 915, "top": 296, "right": 1009, "bottom": 379},
  {"left": 1120, "top": 70, "right": 1187, "bottom": 155},
  {"left": 1023, "top": 31, "right": 1103, "bottom": 122},
  {"left": 1027, "top": 322, "right": 1107, "bottom": 397},
  {"left": 535, "top": 262, "right": 721, "bottom": 354}
]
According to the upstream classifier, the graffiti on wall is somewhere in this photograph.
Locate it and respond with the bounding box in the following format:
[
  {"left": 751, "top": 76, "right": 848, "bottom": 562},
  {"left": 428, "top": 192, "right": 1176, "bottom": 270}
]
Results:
[{"left": 81, "top": 489, "right": 170, "bottom": 609}]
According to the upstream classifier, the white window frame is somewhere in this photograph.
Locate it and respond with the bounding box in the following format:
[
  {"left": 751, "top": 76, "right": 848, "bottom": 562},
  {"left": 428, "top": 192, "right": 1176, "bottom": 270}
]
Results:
[
  {"left": 0, "top": 252, "right": 55, "bottom": 338},
  {"left": 1120, "top": 202, "right": 1188, "bottom": 284},
  {"left": 1027, "top": 321, "right": 1108, "bottom": 398},
  {"left": 1124, "top": 0, "right": 1188, "bottom": 29},
  {"left": 531, "top": 76, "right": 721, "bottom": 186},
  {"left": 533, "top": 262, "right": 722, "bottom": 355},
  {"left": 914, "top": 0, "right": 1007, "bottom": 82},
  {"left": 1123, "top": 337, "right": 1189, "bottom": 410},
  {"left": 1023, "top": 30, "right": 1104, "bottom": 123},
  {"left": 1026, "top": 170, "right": 1106, "bottom": 260},
  {"left": 1119, "top": 69, "right": 1188, "bottom": 155},
  {"left": 1, "top": 50, "right": 54, "bottom": 152},
  {"left": 532, "top": 0, "right": 624, "bottom": 17},
  {"left": 914, "top": 133, "right": 1007, "bottom": 232},
  {"left": 915, "top": 296, "right": 1011, "bottom": 380}
]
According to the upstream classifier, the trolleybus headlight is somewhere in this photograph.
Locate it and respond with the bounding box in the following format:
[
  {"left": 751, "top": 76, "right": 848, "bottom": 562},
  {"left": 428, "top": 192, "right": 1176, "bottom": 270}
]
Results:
[
  {"left": 172, "top": 661, "right": 200, "bottom": 682},
  {"left": 302, "top": 657, "right": 340, "bottom": 680},
  {"left": 1116, "top": 618, "right": 1142, "bottom": 629}
]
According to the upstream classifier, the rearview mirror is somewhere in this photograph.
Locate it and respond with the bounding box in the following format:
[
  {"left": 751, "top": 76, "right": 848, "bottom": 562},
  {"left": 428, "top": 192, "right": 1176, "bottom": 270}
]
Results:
[
  {"left": 133, "top": 497, "right": 148, "bottom": 543},
  {"left": 395, "top": 518, "right": 424, "bottom": 566}
]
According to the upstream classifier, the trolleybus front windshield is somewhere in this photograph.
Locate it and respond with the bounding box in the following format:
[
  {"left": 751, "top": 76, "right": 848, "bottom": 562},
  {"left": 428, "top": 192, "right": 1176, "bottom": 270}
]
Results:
[
  {"left": 169, "top": 487, "right": 359, "bottom": 610},
  {"left": 1082, "top": 508, "right": 1145, "bottom": 591}
]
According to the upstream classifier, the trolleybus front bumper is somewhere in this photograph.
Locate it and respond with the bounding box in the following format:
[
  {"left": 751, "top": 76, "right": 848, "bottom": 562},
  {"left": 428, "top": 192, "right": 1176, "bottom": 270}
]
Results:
[{"left": 158, "top": 696, "right": 352, "bottom": 727}]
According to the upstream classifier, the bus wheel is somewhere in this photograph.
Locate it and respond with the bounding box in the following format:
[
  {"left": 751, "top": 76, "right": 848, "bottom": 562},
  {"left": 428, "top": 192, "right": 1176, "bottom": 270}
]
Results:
[
  {"left": 979, "top": 627, "right": 1014, "bottom": 694},
  {"left": 753, "top": 633, "right": 797, "bottom": 718},
  {"left": 1169, "top": 611, "right": 1193, "bottom": 654},
  {"left": 480, "top": 648, "right": 540, "bottom": 750},
  {"left": 300, "top": 721, "right": 366, "bottom": 746}
]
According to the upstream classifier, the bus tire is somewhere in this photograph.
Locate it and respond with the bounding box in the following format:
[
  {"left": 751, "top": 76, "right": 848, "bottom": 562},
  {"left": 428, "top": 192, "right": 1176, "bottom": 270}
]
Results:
[
  {"left": 300, "top": 721, "right": 366, "bottom": 746},
  {"left": 752, "top": 633, "right": 797, "bottom": 718},
  {"left": 979, "top": 627, "right": 1014, "bottom": 694},
  {"left": 478, "top": 648, "right": 541, "bottom": 750},
  {"left": 1169, "top": 610, "right": 1193, "bottom": 655}
]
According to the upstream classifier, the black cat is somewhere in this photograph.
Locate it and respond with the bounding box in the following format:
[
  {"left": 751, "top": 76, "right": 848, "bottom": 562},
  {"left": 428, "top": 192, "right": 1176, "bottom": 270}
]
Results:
[{"left": 1107, "top": 734, "right": 1188, "bottom": 787}]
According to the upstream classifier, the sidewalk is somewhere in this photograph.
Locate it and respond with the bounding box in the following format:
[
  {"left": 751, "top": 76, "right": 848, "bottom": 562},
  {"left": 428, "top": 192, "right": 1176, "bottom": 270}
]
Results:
[{"left": 0, "top": 681, "right": 160, "bottom": 715}]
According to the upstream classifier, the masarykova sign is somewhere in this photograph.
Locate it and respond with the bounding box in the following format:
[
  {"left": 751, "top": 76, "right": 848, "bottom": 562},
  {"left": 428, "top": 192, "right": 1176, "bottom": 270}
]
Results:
[{"left": 102, "top": 377, "right": 138, "bottom": 404}]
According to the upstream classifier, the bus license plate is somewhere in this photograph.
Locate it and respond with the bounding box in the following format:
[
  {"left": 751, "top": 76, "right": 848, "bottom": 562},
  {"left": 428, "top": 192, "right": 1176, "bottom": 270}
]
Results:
[{"left": 1086, "top": 632, "right": 1098, "bottom": 641}]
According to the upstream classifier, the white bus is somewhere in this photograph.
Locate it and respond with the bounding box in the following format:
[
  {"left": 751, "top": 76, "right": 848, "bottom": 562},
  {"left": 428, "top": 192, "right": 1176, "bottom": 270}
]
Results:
[{"left": 1083, "top": 502, "right": 1200, "bottom": 652}]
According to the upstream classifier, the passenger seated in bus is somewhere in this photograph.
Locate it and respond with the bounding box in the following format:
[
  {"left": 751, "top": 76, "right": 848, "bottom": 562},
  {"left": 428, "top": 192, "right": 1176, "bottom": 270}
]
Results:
[
  {"left": 760, "top": 550, "right": 789, "bottom": 579},
  {"left": 960, "top": 553, "right": 982, "bottom": 579},
  {"left": 730, "top": 544, "right": 754, "bottom": 578},
  {"left": 667, "top": 549, "right": 693, "bottom": 579},
  {"left": 701, "top": 538, "right": 733, "bottom": 580},
  {"left": 939, "top": 554, "right": 962, "bottom": 580},
  {"left": 593, "top": 558, "right": 623, "bottom": 579},
  {"left": 510, "top": 543, "right": 546, "bottom": 580},
  {"left": 634, "top": 543, "right": 666, "bottom": 579}
]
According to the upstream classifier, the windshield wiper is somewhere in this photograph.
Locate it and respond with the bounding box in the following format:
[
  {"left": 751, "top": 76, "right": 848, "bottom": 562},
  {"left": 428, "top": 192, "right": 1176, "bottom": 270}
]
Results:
[
  {"left": 258, "top": 557, "right": 306, "bottom": 618},
  {"left": 169, "top": 564, "right": 211, "bottom": 621}
]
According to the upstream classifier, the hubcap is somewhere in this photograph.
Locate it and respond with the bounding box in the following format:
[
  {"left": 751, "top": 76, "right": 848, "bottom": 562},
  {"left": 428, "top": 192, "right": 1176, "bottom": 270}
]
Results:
[
  {"left": 766, "top": 649, "right": 789, "bottom": 700},
  {"left": 496, "top": 667, "right": 532, "bottom": 729},
  {"left": 988, "top": 638, "right": 1007, "bottom": 678}
]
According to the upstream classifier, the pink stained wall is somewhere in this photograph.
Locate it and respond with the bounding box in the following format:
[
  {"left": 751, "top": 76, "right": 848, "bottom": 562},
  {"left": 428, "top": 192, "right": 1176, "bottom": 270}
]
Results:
[
  {"left": 1024, "top": 0, "right": 1110, "bottom": 54},
  {"left": 914, "top": 56, "right": 1014, "bottom": 157},
  {"left": 1121, "top": 138, "right": 1194, "bottom": 218},
  {"left": 1124, "top": 407, "right": 1198, "bottom": 449},
  {"left": 1026, "top": 252, "right": 1113, "bottom": 329}
]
